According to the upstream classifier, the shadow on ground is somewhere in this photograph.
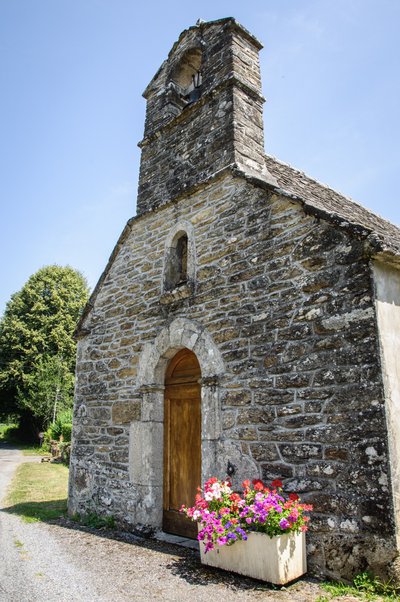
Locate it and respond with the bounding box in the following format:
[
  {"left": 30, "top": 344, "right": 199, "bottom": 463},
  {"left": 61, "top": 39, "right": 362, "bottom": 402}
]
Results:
[
  {"left": 164, "top": 553, "right": 283, "bottom": 593},
  {"left": 2, "top": 499, "right": 67, "bottom": 522},
  {"left": 2, "top": 502, "right": 317, "bottom": 595}
]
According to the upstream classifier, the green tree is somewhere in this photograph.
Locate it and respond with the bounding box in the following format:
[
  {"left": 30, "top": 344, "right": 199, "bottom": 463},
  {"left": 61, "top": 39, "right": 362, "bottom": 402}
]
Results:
[{"left": 0, "top": 265, "right": 89, "bottom": 436}]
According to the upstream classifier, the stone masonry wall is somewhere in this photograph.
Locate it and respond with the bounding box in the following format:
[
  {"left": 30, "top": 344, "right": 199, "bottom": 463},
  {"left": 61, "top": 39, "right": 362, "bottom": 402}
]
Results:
[{"left": 69, "top": 171, "right": 396, "bottom": 580}]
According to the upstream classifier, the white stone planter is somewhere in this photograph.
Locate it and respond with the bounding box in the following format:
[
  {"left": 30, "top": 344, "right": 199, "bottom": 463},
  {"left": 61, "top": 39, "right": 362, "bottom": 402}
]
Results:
[{"left": 199, "top": 531, "right": 307, "bottom": 585}]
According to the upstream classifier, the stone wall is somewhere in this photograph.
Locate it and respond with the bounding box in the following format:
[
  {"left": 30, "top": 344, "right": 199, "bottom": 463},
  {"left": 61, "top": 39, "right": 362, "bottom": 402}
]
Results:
[{"left": 69, "top": 170, "right": 396, "bottom": 580}]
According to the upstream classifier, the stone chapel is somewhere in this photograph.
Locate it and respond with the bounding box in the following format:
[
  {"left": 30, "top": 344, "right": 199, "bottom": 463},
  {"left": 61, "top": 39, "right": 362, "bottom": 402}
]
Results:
[{"left": 69, "top": 18, "right": 400, "bottom": 581}]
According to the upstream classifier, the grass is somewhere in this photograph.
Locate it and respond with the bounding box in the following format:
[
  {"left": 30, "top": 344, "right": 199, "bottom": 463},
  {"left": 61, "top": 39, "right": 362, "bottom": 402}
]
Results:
[
  {"left": 318, "top": 572, "right": 400, "bottom": 601},
  {"left": 4, "top": 462, "right": 69, "bottom": 522},
  {"left": 71, "top": 511, "right": 116, "bottom": 530},
  {"left": 20, "top": 445, "right": 51, "bottom": 456}
]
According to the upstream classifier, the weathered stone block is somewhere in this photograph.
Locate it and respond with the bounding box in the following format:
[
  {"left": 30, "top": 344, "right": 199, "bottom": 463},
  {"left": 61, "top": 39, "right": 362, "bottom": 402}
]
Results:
[
  {"left": 112, "top": 401, "right": 141, "bottom": 424},
  {"left": 250, "top": 443, "right": 279, "bottom": 462},
  {"left": 279, "top": 444, "right": 323, "bottom": 462},
  {"left": 222, "top": 390, "right": 251, "bottom": 406},
  {"left": 236, "top": 407, "right": 275, "bottom": 425}
]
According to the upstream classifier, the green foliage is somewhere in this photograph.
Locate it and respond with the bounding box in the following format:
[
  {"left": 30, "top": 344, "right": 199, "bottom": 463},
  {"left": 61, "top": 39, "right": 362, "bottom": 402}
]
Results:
[
  {"left": 21, "top": 446, "right": 50, "bottom": 456},
  {"left": 72, "top": 511, "right": 116, "bottom": 530},
  {"left": 0, "top": 265, "right": 89, "bottom": 431},
  {"left": 0, "top": 422, "right": 18, "bottom": 441},
  {"left": 321, "top": 571, "right": 399, "bottom": 601},
  {"left": 18, "top": 355, "right": 75, "bottom": 428},
  {"left": 61, "top": 423, "right": 72, "bottom": 442},
  {"left": 49, "top": 409, "right": 73, "bottom": 440},
  {"left": 41, "top": 427, "right": 53, "bottom": 451}
]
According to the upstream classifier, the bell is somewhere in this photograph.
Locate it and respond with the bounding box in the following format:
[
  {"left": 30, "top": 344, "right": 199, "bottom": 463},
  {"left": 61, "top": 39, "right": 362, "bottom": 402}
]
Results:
[{"left": 187, "top": 87, "right": 202, "bottom": 104}]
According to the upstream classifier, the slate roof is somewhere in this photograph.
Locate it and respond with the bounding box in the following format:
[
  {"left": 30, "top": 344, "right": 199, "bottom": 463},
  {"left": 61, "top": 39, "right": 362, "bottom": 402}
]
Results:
[{"left": 264, "top": 154, "right": 400, "bottom": 258}]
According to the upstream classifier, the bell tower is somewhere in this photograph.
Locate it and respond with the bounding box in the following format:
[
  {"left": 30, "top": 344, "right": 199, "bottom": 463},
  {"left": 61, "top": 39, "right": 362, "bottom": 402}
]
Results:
[{"left": 136, "top": 18, "right": 276, "bottom": 215}]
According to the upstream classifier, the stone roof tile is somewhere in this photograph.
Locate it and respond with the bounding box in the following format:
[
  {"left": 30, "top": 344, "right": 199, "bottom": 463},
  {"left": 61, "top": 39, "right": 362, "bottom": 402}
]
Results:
[{"left": 264, "top": 155, "right": 400, "bottom": 256}]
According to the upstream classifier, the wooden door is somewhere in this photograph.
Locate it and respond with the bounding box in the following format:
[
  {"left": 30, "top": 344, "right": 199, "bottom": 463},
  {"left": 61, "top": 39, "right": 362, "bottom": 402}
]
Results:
[{"left": 163, "top": 349, "right": 201, "bottom": 539}]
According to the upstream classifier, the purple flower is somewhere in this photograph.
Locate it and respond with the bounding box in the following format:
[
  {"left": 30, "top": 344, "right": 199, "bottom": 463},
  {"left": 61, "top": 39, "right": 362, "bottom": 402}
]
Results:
[{"left": 279, "top": 518, "right": 290, "bottom": 529}]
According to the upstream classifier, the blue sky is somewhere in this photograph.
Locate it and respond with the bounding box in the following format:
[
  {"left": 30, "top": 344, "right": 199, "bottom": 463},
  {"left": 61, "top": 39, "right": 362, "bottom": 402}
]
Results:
[{"left": 1, "top": 0, "right": 399, "bottom": 316}]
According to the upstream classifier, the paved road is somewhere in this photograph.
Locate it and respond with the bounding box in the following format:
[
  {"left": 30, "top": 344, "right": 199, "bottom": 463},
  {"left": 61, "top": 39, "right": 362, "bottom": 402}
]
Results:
[{"left": 0, "top": 446, "right": 352, "bottom": 602}]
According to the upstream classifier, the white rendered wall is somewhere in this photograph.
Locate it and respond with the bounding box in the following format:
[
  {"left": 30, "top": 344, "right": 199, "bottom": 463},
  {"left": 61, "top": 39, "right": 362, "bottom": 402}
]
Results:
[{"left": 373, "top": 261, "right": 400, "bottom": 547}]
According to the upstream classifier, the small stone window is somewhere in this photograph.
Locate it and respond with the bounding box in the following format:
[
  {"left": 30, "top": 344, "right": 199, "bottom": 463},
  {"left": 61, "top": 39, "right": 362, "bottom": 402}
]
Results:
[
  {"left": 176, "top": 234, "right": 188, "bottom": 283},
  {"left": 161, "top": 224, "right": 195, "bottom": 304},
  {"left": 165, "top": 232, "right": 189, "bottom": 290}
]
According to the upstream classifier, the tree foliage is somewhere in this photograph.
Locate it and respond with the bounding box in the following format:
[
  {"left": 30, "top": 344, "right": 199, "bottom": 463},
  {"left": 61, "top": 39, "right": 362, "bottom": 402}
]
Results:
[{"left": 0, "top": 265, "right": 89, "bottom": 432}]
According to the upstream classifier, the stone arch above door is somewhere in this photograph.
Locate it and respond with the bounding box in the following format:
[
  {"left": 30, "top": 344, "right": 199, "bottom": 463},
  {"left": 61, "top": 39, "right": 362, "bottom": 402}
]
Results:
[
  {"left": 137, "top": 317, "right": 225, "bottom": 387},
  {"left": 129, "top": 319, "right": 225, "bottom": 531}
]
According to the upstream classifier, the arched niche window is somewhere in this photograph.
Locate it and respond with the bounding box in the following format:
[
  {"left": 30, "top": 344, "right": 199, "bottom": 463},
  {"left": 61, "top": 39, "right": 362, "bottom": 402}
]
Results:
[
  {"left": 169, "top": 48, "right": 203, "bottom": 106},
  {"left": 163, "top": 224, "right": 195, "bottom": 296},
  {"left": 165, "top": 232, "right": 188, "bottom": 290},
  {"left": 175, "top": 233, "right": 188, "bottom": 283}
]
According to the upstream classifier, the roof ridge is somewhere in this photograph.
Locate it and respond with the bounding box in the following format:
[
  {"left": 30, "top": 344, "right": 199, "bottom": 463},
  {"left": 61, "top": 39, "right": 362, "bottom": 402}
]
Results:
[{"left": 264, "top": 153, "right": 399, "bottom": 229}]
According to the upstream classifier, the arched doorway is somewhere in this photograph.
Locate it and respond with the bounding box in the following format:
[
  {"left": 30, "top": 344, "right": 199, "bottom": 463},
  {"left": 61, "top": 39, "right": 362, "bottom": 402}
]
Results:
[{"left": 163, "top": 348, "right": 201, "bottom": 538}]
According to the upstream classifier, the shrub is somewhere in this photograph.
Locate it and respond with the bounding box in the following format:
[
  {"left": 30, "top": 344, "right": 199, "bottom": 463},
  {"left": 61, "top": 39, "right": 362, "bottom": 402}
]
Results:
[
  {"left": 48, "top": 409, "right": 73, "bottom": 441},
  {"left": 41, "top": 428, "right": 53, "bottom": 452},
  {"left": 61, "top": 423, "right": 72, "bottom": 442},
  {"left": 0, "top": 423, "right": 19, "bottom": 442}
]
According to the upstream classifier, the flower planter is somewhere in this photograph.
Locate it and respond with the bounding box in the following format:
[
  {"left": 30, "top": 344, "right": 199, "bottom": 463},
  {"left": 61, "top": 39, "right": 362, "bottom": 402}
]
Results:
[{"left": 199, "top": 530, "right": 306, "bottom": 585}]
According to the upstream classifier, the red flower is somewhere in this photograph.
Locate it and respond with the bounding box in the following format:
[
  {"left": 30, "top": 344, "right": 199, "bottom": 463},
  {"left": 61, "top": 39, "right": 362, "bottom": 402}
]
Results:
[
  {"left": 271, "top": 479, "right": 283, "bottom": 488},
  {"left": 289, "top": 493, "right": 299, "bottom": 501},
  {"left": 242, "top": 479, "right": 250, "bottom": 489},
  {"left": 230, "top": 493, "right": 241, "bottom": 502},
  {"left": 252, "top": 479, "right": 265, "bottom": 491}
]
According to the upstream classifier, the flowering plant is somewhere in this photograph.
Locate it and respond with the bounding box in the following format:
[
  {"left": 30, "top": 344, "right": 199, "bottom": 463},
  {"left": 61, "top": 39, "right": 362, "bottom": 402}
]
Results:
[{"left": 181, "top": 477, "right": 313, "bottom": 553}]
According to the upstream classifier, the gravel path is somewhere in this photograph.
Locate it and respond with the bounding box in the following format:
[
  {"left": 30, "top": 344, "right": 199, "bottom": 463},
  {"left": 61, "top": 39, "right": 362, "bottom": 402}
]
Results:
[{"left": 0, "top": 446, "right": 359, "bottom": 602}]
